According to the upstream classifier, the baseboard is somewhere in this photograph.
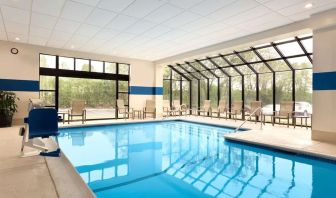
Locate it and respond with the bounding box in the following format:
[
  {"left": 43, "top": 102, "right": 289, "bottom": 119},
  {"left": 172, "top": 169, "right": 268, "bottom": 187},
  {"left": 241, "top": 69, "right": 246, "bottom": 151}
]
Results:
[{"left": 312, "top": 130, "right": 336, "bottom": 144}]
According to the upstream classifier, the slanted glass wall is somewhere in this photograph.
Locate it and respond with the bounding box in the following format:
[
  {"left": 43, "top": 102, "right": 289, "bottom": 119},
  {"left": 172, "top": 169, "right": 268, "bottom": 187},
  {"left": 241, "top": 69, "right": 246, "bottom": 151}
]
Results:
[
  {"left": 39, "top": 54, "right": 130, "bottom": 120},
  {"left": 163, "top": 34, "right": 313, "bottom": 126}
]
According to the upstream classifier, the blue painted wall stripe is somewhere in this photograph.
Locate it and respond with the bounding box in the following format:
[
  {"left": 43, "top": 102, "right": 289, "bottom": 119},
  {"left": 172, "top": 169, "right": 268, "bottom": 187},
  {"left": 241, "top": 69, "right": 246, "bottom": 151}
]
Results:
[
  {"left": 313, "top": 72, "right": 336, "bottom": 91},
  {"left": 129, "top": 86, "right": 163, "bottom": 95},
  {"left": 0, "top": 79, "right": 39, "bottom": 92}
]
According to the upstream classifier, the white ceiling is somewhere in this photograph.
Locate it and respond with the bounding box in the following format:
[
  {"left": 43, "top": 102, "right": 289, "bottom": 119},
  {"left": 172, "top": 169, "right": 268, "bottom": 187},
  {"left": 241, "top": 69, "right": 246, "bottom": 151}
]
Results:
[{"left": 0, "top": 0, "right": 335, "bottom": 61}]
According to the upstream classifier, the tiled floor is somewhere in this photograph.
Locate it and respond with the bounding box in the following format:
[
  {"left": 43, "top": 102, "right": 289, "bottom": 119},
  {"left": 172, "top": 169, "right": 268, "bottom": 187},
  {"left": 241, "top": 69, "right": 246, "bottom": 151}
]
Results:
[{"left": 1, "top": 116, "right": 336, "bottom": 198}]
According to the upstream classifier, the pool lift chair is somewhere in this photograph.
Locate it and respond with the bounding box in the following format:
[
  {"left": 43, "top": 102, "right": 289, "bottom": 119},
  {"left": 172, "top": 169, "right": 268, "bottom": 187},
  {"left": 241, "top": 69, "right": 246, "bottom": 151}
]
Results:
[{"left": 20, "top": 100, "right": 61, "bottom": 157}]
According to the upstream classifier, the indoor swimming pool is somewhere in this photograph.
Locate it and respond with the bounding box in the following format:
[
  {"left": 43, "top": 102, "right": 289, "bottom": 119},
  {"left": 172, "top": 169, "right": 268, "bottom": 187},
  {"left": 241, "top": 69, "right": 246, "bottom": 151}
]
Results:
[{"left": 58, "top": 121, "right": 335, "bottom": 198}]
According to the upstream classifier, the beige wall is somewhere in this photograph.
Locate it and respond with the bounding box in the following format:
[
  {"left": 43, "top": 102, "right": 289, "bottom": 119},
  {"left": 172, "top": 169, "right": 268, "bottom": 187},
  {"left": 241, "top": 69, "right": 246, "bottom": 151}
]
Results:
[{"left": 0, "top": 40, "right": 155, "bottom": 123}]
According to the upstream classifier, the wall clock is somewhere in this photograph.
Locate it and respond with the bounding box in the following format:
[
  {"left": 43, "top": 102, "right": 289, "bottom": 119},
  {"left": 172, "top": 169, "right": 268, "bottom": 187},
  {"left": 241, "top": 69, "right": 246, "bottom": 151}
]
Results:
[{"left": 10, "top": 48, "right": 19, "bottom": 54}]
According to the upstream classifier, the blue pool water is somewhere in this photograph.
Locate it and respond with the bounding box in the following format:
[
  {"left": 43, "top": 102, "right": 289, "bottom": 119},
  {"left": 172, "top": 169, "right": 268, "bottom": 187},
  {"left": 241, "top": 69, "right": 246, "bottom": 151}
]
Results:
[{"left": 58, "top": 121, "right": 336, "bottom": 198}]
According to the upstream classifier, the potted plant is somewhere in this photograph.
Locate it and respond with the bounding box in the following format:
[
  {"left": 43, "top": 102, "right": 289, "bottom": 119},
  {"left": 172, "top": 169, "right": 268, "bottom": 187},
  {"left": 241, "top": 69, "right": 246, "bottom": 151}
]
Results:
[{"left": 0, "top": 91, "right": 19, "bottom": 127}]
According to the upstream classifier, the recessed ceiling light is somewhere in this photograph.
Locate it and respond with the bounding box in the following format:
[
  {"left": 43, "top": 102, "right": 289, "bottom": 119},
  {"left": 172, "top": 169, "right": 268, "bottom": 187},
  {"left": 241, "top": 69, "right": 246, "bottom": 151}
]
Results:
[
  {"left": 15, "top": 37, "right": 20, "bottom": 41},
  {"left": 305, "top": 3, "right": 313, "bottom": 9}
]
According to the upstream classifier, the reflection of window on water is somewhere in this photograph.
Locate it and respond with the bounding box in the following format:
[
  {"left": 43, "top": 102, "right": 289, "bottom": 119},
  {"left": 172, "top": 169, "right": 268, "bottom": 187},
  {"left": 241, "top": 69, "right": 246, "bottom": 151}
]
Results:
[
  {"left": 70, "top": 131, "right": 86, "bottom": 146},
  {"left": 103, "top": 167, "right": 115, "bottom": 180}
]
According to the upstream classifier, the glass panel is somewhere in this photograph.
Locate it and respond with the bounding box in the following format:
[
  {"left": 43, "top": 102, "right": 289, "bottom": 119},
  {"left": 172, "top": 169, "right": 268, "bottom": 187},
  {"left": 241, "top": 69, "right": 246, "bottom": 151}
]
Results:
[
  {"left": 118, "top": 93, "right": 128, "bottom": 107},
  {"left": 200, "top": 60, "right": 217, "bottom": 70},
  {"left": 105, "top": 62, "right": 116, "bottom": 74},
  {"left": 172, "top": 70, "right": 182, "bottom": 80},
  {"left": 211, "top": 57, "right": 229, "bottom": 67},
  {"left": 163, "top": 67, "right": 171, "bottom": 79},
  {"left": 40, "top": 54, "right": 56, "bottom": 68},
  {"left": 76, "top": 59, "right": 90, "bottom": 71},
  {"left": 244, "top": 74, "right": 257, "bottom": 110},
  {"left": 119, "top": 64, "right": 129, "bottom": 75},
  {"left": 301, "top": 38, "right": 312, "bottom": 53},
  {"left": 235, "top": 65, "right": 254, "bottom": 75},
  {"left": 220, "top": 78, "right": 229, "bottom": 105},
  {"left": 222, "top": 67, "right": 240, "bottom": 76},
  {"left": 259, "top": 73, "right": 273, "bottom": 115},
  {"left": 39, "top": 75, "right": 55, "bottom": 90},
  {"left": 287, "top": 56, "right": 312, "bottom": 69},
  {"left": 91, "top": 61, "right": 103, "bottom": 73},
  {"left": 189, "top": 72, "right": 205, "bottom": 79},
  {"left": 251, "top": 63, "right": 271, "bottom": 73},
  {"left": 191, "top": 80, "right": 198, "bottom": 108},
  {"left": 268, "top": 60, "right": 291, "bottom": 72},
  {"left": 224, "top": 54, "right": 243, "bottom": 65},
  {"left": 277, "top": 42, "right": 304, "bottom": 56},
  {"left": 275, "top": 71, "right": 292, "bottom": 104},
  {"left": 209, "top": 78, "right": 218, "bottom": 108},
  {"left": 173, "top": 65, "right": 186, "bottom": 74},
  {"left": 232, "top": 76, "right": 242, "bottom": 103},
  {"left": 256, "top": 47, "right": 281, "bottom": 60},
  {"left": 214, "top": 69, "right": 226, "bottom": 77},
  {"left": 182, "top": 63, "right": 197, "bottom": 73},
  {"left": 59, "top": 57, "right": 74, "bottom": 70},
  {"left": 295, "top": 69, "right": 312, "bottom": 117},
  {"left": 163, "top": 80, "right": 170, "bottom": 100},
  {"left": 59, "top": 77, "right": 116, "bottom": 119},
  {"left": 172, "top": 80, "right": 180, "bottom": 101},
  {"left": 200, "top": 79, "right": 207, "bottom": 106},
  {"left": 189, "top": 62, "right": 204, "bottom": 72},
  {"left": 182, "top": 81, "right": 190, "bottom": 106},
  {"left": 118, "top": 81, "right": 128, "bottom": 92},
  {"left": 238, "top": 51, "right": 261, "bottom": 63},
  {"left": 40, "top": 91, "right": 55, "bottom": 106}
]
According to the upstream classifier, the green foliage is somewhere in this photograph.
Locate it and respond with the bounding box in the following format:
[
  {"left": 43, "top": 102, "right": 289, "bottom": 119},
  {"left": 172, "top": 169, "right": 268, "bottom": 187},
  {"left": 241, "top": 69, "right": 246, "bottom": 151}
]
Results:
[{"left": 0, "top": 91, "right": 19, "bottom": 117}]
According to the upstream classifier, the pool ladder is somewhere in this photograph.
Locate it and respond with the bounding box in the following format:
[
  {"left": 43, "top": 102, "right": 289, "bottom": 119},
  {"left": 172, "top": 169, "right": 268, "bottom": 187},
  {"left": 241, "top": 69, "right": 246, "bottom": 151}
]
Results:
[{"left": 235, "top": 107, "right": 263, "bottom": 132}]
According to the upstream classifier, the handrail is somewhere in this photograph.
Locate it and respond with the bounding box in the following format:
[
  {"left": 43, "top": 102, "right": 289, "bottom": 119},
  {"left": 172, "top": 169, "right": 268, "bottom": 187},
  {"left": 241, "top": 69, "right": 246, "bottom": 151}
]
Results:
[{"left": 235, "top": 107, "right": 263, "bottom": 132}]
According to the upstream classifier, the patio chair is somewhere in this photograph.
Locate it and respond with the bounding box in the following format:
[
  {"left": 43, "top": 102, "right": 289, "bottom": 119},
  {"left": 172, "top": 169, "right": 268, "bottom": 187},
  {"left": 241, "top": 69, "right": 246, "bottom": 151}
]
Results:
[
  {"left": 227, "top": 101, "right": 243, "bottom": 121},
  {"left": 163, "top": 100, "right": 173, "bottom": 117},
  {"left": 143, "top": 100, "right": 156, "bottom": 119},
  {"left": 198, "top": 100, "right": 211, "bottom": 116},
  {"left": 245, "top": 101, "right": 263, "bottom": 123},
  {"left": 20, "top": 108, "right": 61, "bottom": 157},
  {"left": 272, "top": 101, "right": 294, "bottom": 127},
  {"left": 117, "top": 99, "right": 133, "bottom": 119},
  {"left": 211, "top": 100, "right": 228, "bottom": 119},
  {"left": 68, "top": 100, "right": 86, "bottom": 124}
]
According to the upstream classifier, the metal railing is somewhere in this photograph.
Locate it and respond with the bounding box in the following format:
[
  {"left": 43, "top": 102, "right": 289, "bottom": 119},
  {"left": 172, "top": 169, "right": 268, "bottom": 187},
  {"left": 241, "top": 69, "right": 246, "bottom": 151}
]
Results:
[{"left": 235, "top": 107, "right": 263, "bottom": 132}]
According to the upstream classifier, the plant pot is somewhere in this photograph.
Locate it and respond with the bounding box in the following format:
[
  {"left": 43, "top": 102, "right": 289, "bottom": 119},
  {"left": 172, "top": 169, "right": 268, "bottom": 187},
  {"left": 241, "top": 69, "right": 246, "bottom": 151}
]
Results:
[{"left": 0, "top": 112, "right": 13, "bottom": 127}]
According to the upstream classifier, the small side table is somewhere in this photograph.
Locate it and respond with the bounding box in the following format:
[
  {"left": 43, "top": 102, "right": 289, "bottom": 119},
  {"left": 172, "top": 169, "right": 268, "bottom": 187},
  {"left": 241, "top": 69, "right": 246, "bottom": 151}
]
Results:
[
  {"left": 133, "top": 110, "right": 142, "bottom": 119},
  {"left": 58, "top": 112, "right": 69, "bottom": 124},
  {"left": 293, "top": 115, "right": 310, "bottom": 129}
]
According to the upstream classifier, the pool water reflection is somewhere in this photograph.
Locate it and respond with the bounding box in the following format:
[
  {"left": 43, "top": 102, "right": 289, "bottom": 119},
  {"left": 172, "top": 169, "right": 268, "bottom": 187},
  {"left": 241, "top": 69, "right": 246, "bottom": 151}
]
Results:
[{"left": 58, "top": 121, "right": 336, "bottom": 198}]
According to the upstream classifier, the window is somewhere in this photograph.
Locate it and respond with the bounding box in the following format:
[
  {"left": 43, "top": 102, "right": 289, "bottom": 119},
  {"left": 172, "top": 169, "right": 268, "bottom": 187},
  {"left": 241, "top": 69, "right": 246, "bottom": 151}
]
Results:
[
  {"left": 172, "top": 80, "right": 180, "bottom": 102},
  {"left": 59, "top": 57, "right": 74, "bottom": 70},
  {"left": 91, "top": 61, "right": 103, "bottom": 73},
  {"left": 200, "top": 80, "right": 207, "bottom": 106},
  {"left": 209, "top": 78, "right": 218, "bottom": 108},
  {"left": 192, "top": 80, "right": 198, "bottom": 108},
  {"left": 275, "top": 71, "right": 292, "bottom": 104},
  {"left": 76, "top": 59, "right": 90, "bottom": 71},
  {"left": 182, "top": 81, "right": 190, "bottom": 106},
  {"left": 163, "top": 80, "right": 170, "bottom": 100},
  {"left": 231, "top": 76, "right": 242, "bottom": 103},
  {"left": 39, "top": 75, "right": 56, "bottom": 107},
  {"left": 40, "top": 54, "right": 56, "bottom": 68},
  {"left": 105, "top": 62, "right": 116, "bottom": 74},
  {"left": 220, "top": 78, "right": 229, "bottom": 104},
  {"left": 244, "top": 74, "right": 256, "bottom": 107},
  {"left": 119, "top": 64, "right": 129, "bottom": 75}
]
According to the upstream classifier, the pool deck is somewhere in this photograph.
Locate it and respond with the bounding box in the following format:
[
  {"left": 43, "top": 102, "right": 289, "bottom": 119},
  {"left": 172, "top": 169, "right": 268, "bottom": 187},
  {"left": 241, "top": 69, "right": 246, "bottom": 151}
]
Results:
[{"left": 1, "top": 116, "right": 336, "bottom": 197}]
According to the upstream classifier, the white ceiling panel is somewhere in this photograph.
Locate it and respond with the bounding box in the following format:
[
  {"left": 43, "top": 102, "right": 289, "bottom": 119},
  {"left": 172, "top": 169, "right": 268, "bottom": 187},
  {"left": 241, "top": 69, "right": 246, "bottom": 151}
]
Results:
[
  {"left": 98, "top": 0, "right": 135, "bottom": 12},
  {"left": 7, "top": 32, "right": 28, "bottom": 42},
  {"left": 60, "top": 1, "right": 94, "bottom": 22},
  {"left": 1, "top": 5, "right": 30, "bottom": 24},
  {"left": 72, "top": 0, "right": 100, "bottom": 6},
  {"left": 32, "top": 0, "right": 65, "bottom": 17},
  {"left": 163, "top": 11, "right": 201, "bottom": 28},
  {"left": 190, "top": 0, "right": 235, "bottom": 16},
  {"left": 29, "top": 36, "right": 48, "bottom": 45},
  {"left": 86, "top": 8, "right": 117, "bottom": 27},
  {"left": 29, "top": 26, "right": 52, "bottom": 38},
  {"left": 278, "top": 0, "right": 336, "bottom": 16},
  {"left": 54, "top": 19, "right": 81, "bottom": 34},
  {"left": 106, "top": 14, "right": 138, "bottom": 31},
  {"left": 93, "top": 29, "right": 120, "bottom": 40},
  {"left": 4, "top": 21, "right": 29, "bottom": 34},
  {"left": 0, "top": 0, "right": 32, "bottom": 10},
  {"left": 122, "top": 0, "right": 166, "bottom": 18},
  {"left": 168, "top": 0, "right": 204, "bottom": 9},
  {"left": 125, "top": 20, "right": 156, "bottom": 34},
  {"left": 145, "top": 4, "right": 183, "bottom": 23},
  {"left": 179, "top": 17, "right": 214, "bottom": 32},
  {"left": 75, "top": 24, "right": 100, "bottom": 37},
  {"left": 49, "top": 31, "right": 72, "bottom": 42},
  {"left": 143, "top": 25, "right": 171, "bottom": 38},
  {"left": 30, "top": 12, "right": 58, "bottom": 29},
  {"left": 263, "top": 0, "right": 306, "bottom": 10}
]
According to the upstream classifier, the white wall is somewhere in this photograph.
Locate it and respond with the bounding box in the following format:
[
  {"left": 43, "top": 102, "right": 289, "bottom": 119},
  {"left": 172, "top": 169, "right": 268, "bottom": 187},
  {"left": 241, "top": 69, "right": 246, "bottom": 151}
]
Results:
[{"left": 0, "top": 40, "right": 155, "bottom": 124}]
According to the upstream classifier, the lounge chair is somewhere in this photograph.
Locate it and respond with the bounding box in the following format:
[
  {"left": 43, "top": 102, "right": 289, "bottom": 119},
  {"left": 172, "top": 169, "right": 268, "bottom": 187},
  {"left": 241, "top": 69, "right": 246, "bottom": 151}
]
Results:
[
  {"left": 211, "top": 100, "right": 228, "bottom": 119},
  {"left": 245, "top": 101, "right": 263, "bottom": 123},
  {"left": 117, "top": 99, "right": 133, "bottom": 119},
  {"left": 68, "top": 100, "right": 86, "bottom": 124},
  {"left": 143, "top": 100, "right": 156, "bottom": 118},
  {"left": 20, "top": 108, "right": 61, "bottom": 157},
  {"left": 272, "top": 101, "right": 294, "bottom": 127},
  {"left": 198, "top": 100, "right": 211, "bottom": 116},
  {"left": 227, "top": 101, "right": 243, "bottom": 121},
  {"left": 163, "top": 100, "right": 173, "bottom": 117}
]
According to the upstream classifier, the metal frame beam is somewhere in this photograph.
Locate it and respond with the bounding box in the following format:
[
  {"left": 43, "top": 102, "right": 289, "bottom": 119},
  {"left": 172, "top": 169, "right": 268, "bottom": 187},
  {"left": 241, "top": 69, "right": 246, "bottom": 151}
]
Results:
[
  {"left": 167, "top": 65, "right": 191, "bottom": 81},
  {"left": 206, "top": 57, "right": 230, "bottom": 77},
  {"left": 196, "top": 60, "right": 219, "bottom": 78},
  {"left": 186, "top": 62, "right": 209, "bottom": 79},
  {"left": 176, "top": 63, "right": 200, "bottom": 80},
  {"left": 295, "top": 36, "right": 313, "bottom": 63}
]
